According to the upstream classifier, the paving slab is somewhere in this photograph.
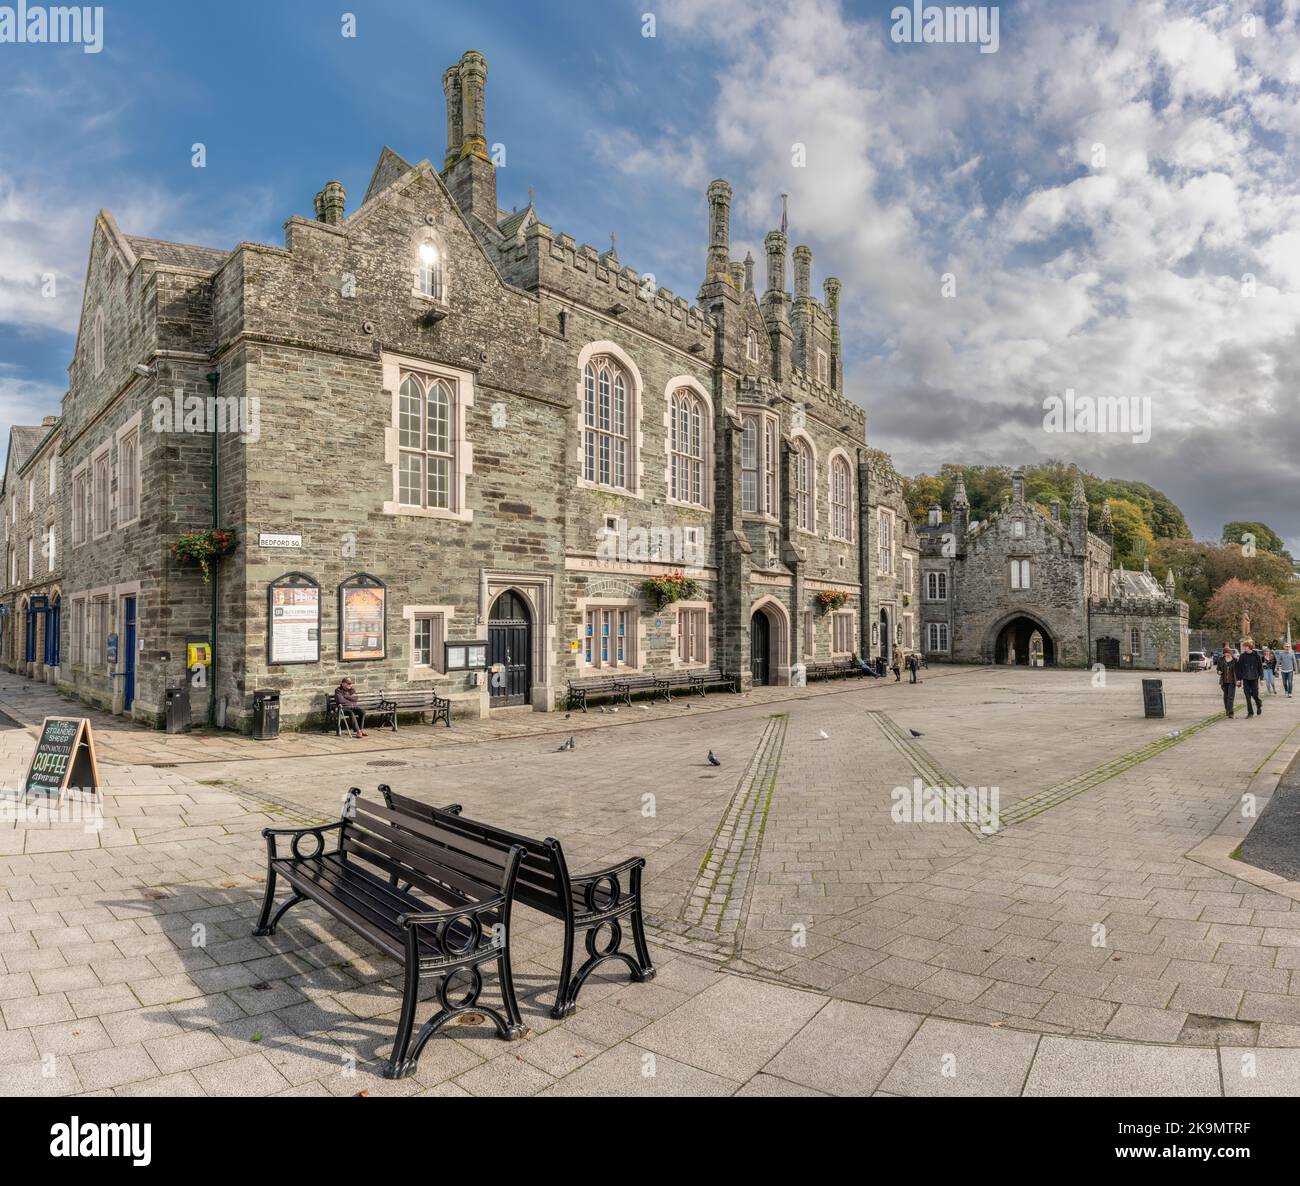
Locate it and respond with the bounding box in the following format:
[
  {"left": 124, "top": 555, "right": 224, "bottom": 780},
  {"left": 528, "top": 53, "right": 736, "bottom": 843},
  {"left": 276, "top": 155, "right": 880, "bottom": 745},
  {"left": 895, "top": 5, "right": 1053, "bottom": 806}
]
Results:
[
  {"left": 880, "top": 1017, "right": 1040, "bottom": 1096},
  {"left": 762, "top": 999, "right": 920, "bottom": 1096},
  {"left": 633, "top": 975, "right": 825, "bottom": 1081},
  {"left": 1024, "top": 1036, "right": 1221, "bottom": 1097}
]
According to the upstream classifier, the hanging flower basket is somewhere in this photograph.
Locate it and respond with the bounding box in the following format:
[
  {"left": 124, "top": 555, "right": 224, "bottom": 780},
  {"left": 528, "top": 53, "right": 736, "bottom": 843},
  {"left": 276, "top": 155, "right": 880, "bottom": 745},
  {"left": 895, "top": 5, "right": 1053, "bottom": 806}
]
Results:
[
  {"left": 817, "top": 589, "right": 850, "bottom": 614},
  {"left": 172, "top": 528, "right": 239, "bottom": 582},
  {"left": 641, "top": 570, "right": 698, "bottom": 610}
]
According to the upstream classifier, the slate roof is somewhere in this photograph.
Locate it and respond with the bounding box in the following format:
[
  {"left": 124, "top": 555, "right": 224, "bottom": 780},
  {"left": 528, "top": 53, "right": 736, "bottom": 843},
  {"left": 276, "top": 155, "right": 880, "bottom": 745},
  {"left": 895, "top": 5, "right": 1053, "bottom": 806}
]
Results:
[{"left": 125, "top": 236, "right": 229, "bottom": 271}]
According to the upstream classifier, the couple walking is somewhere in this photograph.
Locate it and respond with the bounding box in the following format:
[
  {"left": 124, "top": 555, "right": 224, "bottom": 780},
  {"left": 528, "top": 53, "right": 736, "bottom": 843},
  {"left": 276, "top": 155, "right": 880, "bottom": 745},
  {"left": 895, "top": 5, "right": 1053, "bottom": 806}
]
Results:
[{"left": 1217, "top": 640, "right": 1270, "bottom": 719}]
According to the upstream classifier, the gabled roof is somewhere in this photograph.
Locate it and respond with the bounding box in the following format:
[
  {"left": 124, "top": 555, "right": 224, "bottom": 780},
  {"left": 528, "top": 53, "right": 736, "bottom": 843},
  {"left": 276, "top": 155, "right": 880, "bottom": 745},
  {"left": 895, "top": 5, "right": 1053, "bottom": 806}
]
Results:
[
  {"left": 496, "top": 203, "right": 535, "bottom": 242},
  {"left": 364, "top": 146, "right": 413, "bottom": 205},
  {"left": 2, "top": 425, "right": 47, "bottom": 492}
]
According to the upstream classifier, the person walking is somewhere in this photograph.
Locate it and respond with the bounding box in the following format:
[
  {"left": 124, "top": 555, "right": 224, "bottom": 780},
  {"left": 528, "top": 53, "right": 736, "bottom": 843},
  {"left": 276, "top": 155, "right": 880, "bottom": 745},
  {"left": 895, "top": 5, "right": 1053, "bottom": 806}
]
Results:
[
  {"left": 891, "top": 651, "right": 902, "bottom": 682},
  {"left": 906, "top": 652, "right": 919, "bottom": 684},
  {"left": 334, "top": 676, "right": 368, "bottom": 737},
  {"left": 1236, "top": 639, "right": 1264, "bottom": 718},
  {"left": 1279, "top": 644, "right": 1296, "bottom": 698},
  {"left": 1216, "top": 645, "right": 1239, "bottom": 719},
  {"left": 1262, "top": 647, "right": 1278, "bottom": 695}
]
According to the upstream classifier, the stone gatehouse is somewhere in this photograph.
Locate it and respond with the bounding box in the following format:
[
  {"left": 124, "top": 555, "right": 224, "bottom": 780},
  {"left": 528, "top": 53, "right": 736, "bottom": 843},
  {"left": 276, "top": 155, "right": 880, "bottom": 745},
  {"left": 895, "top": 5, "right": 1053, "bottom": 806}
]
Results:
[
  {"left": 1, "top": 48, "right": 923, "bottom": 731},
  {"left": 918, "top": 469, "right": 1188, "bottom": 670}
]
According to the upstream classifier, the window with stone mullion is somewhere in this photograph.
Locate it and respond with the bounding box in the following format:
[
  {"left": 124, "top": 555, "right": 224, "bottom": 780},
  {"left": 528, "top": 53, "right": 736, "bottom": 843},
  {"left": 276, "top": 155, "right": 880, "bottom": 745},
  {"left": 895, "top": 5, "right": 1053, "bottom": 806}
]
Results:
[
  {"left": 398, "top": 373, "right": 453, "bottom": 510},
  {"left": 584, "top": 360, "right": 629, "bottom": 490}
]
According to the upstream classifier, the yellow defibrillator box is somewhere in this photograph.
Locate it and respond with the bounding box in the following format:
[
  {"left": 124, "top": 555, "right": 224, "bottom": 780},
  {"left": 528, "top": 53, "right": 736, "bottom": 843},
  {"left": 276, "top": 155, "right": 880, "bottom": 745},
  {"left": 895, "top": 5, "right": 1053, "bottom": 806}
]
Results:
[{"left": 187, "top": 642, "right": 212, "bottom": 668}]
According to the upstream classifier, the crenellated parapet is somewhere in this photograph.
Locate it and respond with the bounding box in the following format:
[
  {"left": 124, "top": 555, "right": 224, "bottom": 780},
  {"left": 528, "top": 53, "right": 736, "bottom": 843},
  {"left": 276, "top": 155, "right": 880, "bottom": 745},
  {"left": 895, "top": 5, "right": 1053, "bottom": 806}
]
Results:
[
  {"left": 498, "top": 219, "right": 715, "bottom": 342},
  {"left": 736, "top": 372, "right": 864, "bottom": 437}
]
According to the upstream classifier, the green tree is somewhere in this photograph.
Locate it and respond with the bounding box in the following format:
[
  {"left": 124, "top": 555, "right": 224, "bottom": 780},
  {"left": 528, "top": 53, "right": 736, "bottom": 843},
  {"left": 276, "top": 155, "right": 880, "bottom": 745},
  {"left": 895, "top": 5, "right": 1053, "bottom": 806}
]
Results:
[{"left": 1222, "top": 521, "right": 1290, "bottom": 560}]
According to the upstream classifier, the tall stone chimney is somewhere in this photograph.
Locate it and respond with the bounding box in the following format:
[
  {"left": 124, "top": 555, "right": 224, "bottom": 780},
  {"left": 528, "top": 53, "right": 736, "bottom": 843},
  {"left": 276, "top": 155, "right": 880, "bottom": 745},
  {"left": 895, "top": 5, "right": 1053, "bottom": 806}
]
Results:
[
  {"left": 762, "top": 230, "right": 792, "bottom": 379},
  {"left": 442, "top": 66, "right": 463, "bottom": 168},
  {"left": 442, "top": 50, "right": 498, "bottom": 228},
  {"left": 314, "top": 180, "right": 346, "bottom": 225},
  {"left": 764, "top": 231, "right": 788, "bottom": 306},
  {"left": 704, "top": 180, "right": 733, "bottom": 288},
  {"left": 824, "top": 277, "right": 842, "bottom": 392},
  {"left": 792, "top": 245, "right": 811, "bottom": 297}
]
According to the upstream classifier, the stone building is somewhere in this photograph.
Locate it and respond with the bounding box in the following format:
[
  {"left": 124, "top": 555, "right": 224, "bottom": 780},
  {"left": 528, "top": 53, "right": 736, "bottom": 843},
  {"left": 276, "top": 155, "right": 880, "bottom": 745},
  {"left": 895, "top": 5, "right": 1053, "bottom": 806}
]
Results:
[
  {"left": 918, "top": 469, "right": 1187, "bottom": 670},
  {"left": 0, "top": 49, "right": 902, "bottom": 730},
  {"left": 0, "top": 418, "right": 64, "bottom": 681},
  {"left": 864, "top": 451, "right": 921, "bottom": 663}
]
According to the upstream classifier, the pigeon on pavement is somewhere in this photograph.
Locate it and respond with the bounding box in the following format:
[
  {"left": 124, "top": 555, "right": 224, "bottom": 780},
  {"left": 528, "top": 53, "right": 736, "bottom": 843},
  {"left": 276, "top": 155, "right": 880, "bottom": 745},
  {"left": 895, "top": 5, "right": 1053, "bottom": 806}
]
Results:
[{"left": 707, "top": 751, "right": 721, "bottom": 766}]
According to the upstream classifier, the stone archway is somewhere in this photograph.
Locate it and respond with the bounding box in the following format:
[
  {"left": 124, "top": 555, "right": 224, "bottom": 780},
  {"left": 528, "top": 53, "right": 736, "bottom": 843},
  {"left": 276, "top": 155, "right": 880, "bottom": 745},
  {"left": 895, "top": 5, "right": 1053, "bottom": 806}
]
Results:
[
  {"left": 990, "top": 613, "right": 1057, "bottom": 666},
  {"left": 749, "top": 596, "right": 790, "bottom": 687}
]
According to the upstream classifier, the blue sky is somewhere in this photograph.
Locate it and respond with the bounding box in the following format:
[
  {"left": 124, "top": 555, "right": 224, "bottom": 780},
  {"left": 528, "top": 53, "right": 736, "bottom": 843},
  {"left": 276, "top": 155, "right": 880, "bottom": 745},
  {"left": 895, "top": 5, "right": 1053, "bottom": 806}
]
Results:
[{"left": 2, "top": 0, "right": 1298, "bottom": 548}]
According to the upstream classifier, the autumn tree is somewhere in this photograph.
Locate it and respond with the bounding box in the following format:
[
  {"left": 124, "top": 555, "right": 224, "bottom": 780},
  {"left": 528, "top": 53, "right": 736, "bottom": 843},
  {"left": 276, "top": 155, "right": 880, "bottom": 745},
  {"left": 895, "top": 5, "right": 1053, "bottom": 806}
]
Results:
[
  {"left": 1202, "top": 579, "right": 1286, "bottom": 645},
  {"left": 1105, "top": 498, "right": 1155, "bottom": 567}
]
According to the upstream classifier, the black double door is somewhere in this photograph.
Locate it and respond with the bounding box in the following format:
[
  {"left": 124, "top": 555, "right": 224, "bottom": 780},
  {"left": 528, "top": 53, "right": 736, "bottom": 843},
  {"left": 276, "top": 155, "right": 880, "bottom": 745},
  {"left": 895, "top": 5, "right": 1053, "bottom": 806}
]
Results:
[
  {"left": 750, "top": 611, "right": 770, "bottom": 686},
  {"left": 488, "top": 591, "right": 531, "bottom": 707}
]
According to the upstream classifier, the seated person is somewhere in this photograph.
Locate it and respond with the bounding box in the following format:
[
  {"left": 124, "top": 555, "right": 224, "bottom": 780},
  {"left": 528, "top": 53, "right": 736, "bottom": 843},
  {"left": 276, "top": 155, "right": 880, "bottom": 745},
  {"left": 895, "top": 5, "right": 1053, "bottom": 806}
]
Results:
[
  {"left": 853, "top": 653, "right": 880, "bottom": 677},
  {"left": 334, "top": 676, "right": 368, "bottom": 737}
]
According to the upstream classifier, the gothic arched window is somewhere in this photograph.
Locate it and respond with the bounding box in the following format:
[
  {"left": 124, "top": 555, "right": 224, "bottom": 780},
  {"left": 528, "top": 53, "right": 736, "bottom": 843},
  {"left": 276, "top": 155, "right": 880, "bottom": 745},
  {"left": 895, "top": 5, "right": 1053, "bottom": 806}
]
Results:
[
  {"left": 398, "top": 372, "right": 454, "bottom": 510},
  {"left": 670, "top": 388, "right": 705, "bottom": 505},
  {"left": 795, "top": 439, "right": 814, "bottom": 531},
  {"left": 583, "top": 357, "right": 630, "bottom": 491},
  {"left": 416, "top": 236, "right": 446, "bottom": 301},
  {"left": 831, "top": 456, "right": 852, "bottom": 541}
]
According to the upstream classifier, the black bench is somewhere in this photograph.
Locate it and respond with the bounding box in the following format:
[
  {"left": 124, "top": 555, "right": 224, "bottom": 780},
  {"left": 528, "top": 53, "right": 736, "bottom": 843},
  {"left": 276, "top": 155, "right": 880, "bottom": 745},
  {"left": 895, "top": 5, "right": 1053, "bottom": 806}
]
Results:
[
  {"left": 252, "top": 790, "right": 527, "bottom": 1078},
  {"left": 325, "top": 692, "right": 395, "bottom": 735},
  {"left": 566, "top": 673, "right": 668, "bottom": 710},
  {"left": 380, "top": 784, "right": 654, "bottom": 1018},
  {"left": 383, "top": 688, "right": 452, "bottom": 729},
  {"left": 663, "top": 667, "right": 740, "bottom": 698},
  {"left": 806, "top": 659, "right": 868, "bottom": 681}
]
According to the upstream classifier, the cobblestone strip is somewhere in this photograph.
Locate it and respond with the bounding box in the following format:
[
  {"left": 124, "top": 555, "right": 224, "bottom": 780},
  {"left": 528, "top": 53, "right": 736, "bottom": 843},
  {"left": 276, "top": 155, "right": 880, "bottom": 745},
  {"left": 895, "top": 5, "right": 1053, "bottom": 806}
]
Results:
[
  {"left": 869, "top": 707, "right": 1229, "bottom": 836},
  {"left": 993, "top": 710, "right": 1226, "bottom": 829},
  {"left": 867, "top": 710, "right": 964, "bottom": 793},
  {"left": 648, "top": 714, "right": 786, "bottom": 957}
]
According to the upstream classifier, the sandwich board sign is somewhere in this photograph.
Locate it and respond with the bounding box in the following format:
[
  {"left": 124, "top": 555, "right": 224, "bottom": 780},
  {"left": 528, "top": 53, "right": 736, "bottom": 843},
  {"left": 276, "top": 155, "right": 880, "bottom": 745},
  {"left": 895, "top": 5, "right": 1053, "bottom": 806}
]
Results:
[{"left": 23, "top": 717, "right": 101, "bottom": 804}]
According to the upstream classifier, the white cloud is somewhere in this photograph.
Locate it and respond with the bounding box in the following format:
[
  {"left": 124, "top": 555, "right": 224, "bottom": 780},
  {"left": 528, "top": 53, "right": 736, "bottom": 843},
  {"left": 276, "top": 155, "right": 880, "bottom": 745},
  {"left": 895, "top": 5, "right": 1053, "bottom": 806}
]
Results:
[{"left": 646, "top": 0, "right": 1300, "bottom": 543}]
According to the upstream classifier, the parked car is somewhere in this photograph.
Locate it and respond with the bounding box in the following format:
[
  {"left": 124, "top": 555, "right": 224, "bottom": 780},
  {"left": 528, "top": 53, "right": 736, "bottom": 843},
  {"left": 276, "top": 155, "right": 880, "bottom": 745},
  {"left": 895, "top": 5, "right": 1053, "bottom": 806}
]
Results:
[{"left": 1187, "top": 651, "right": 1213, "bottom": 671}]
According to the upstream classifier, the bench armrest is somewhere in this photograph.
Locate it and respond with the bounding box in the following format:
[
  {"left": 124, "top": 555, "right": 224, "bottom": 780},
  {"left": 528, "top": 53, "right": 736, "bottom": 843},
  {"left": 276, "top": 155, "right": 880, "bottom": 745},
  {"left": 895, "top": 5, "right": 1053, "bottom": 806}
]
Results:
[
  {"left": 397, "top": 894, "right": 507, "bottom": 958},
  {"left": 261, "top": 819, "right": 347, "bottom": 860},
  {"left": 571, "top": 854, "right": 646, "bottom": 886},
  {"left": 397, "top": 894, "right": 504, "bottom": 928},
  {"left": 570, "top": 855, "right": 646, "bottom": 914}
]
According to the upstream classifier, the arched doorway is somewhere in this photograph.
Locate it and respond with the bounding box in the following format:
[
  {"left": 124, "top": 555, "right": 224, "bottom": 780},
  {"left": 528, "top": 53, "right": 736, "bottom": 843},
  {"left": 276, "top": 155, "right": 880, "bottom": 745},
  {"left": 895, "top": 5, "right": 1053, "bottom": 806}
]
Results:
[
  {"left": 879, "top": 608, "right": 891, "bottom": 662},
  {"left": 750, "top": 609, "right": 770, "bottom": 686},
  {"left": 45, "top": 595, "right": 61, "bottom": 670},
  {"left": 22, "top": 598, "right": 34, "bottom": 668},
  {"left": 488, "top": 590, "right": 532, "bottom": 707},
  {"left": 993, "top": 616, "right": 1056, "bottom": 666}
]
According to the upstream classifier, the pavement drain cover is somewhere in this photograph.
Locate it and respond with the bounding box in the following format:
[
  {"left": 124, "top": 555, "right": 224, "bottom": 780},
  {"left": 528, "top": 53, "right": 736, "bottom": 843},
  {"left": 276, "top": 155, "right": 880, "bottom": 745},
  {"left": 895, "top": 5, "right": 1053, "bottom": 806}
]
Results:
[
  {"left": 455, "top": 1013, "right": 487, "bottom": 1027},
  {"left": 1177, "top": 1014, "right": 1259, "bottom": 1046},
  {"left": 151, "top": 763, "right": 177, "bottom": 768},
  {"left": 367, "top": 760, "right": 407, "bottom": 768}
]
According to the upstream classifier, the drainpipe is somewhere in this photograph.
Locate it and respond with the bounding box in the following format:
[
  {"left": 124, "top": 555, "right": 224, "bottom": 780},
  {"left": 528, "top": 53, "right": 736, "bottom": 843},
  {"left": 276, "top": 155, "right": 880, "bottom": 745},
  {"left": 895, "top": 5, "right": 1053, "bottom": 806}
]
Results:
[{"left": 205, "top": 370, "right": 220, "bottom": 727}]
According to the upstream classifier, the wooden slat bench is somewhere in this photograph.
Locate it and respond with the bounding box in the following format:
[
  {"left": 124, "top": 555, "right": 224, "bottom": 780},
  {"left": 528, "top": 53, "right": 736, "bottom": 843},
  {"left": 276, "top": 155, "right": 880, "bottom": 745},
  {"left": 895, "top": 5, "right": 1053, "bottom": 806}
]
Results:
[
  {"left": 382, "top": 688, "right": 452, "bottom": 729},
  {"left": 380, "top": 784, "right": 655, "bottom": 1018},
  {"left": 566, "top": 673, "right": 669, "bottom": 710},
  {"left": 806, "top": 659, "right": 869, "bottom": 681},
  {"left": 251, "top": 790, "right": 527, "bottom": 1078},
  {"left": 325, "top": 692, "right": 396, "bottom": 735},
  {"left": 664, "top": 667, "right": 740, "bottom": 698}
]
